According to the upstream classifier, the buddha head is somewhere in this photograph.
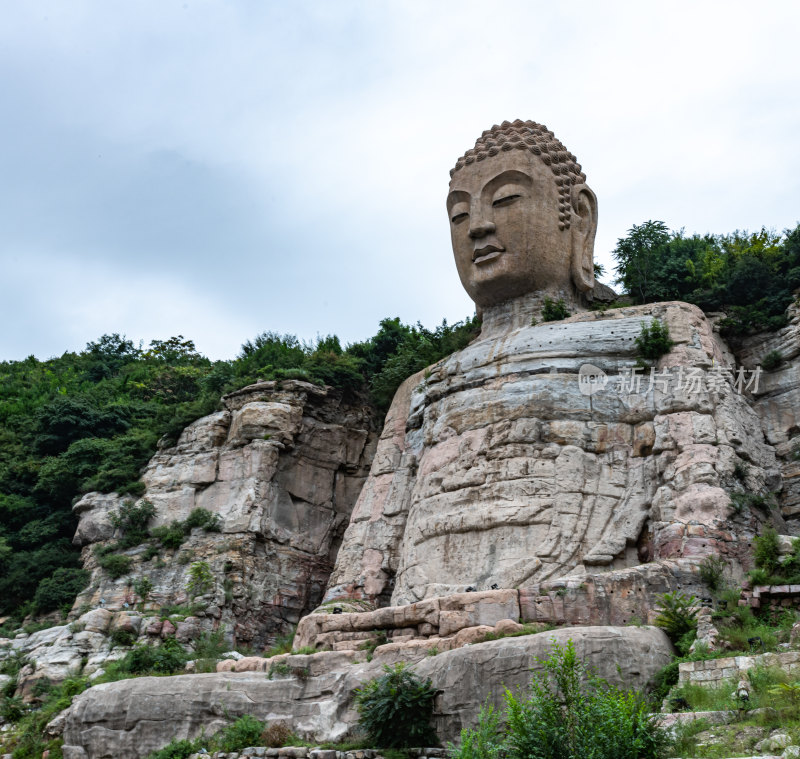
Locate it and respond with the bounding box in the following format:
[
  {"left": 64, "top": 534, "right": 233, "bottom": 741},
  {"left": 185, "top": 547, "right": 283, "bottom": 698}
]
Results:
[{"left": 447, "top": 119, "right": 598, "bottom": 308}]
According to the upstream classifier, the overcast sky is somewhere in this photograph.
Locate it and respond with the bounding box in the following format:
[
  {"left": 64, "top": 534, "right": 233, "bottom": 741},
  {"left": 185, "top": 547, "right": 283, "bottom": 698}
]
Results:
[{"left": 2, "top": 1, "right": 799, "bottom": 362}]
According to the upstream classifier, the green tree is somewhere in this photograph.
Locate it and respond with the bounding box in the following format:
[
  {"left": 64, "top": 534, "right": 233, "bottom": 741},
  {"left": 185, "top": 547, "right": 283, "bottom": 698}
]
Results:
[{"left": 612, "top": 221, "right": 671, "bottom": 304}]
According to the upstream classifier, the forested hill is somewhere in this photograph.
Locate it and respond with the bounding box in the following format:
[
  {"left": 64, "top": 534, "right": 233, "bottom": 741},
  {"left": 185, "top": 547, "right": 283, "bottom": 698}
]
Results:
[{"left": 0, "top": 317, "right": 479, "bottom": 627}]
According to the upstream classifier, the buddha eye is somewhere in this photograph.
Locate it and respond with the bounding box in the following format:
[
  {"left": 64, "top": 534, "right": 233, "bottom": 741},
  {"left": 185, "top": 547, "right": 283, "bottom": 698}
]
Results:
[
  {"left": 492, "top": 193, "right": 521, "bottom": 208},
  {"left": 450, "top": 211, "right": 469, "bottom": 224}
]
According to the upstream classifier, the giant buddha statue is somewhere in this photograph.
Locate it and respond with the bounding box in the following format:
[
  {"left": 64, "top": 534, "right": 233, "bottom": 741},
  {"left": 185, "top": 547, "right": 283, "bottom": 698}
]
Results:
[{"left": 324, "top": 119, "right": 779, "bottom": 607}]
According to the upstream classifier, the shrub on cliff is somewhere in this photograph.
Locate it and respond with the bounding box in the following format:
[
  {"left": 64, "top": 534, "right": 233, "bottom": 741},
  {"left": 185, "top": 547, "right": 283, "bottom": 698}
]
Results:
[
  {"left": 634, "top": 319, "right": 674, "bottom": 362},
  {"left": 117, "top": 637, "right": 188, "bottom": 675},
  {"left": 452, "top": 640, "right": 666, "bottom": 759},
  {"left": 654, "top": 592, "right": 698, "bottom": 654},
  {"left": 541, "top": 297, "right": 571, "bottom": 322},
  {"left": 355, "top": 662, "right": 438, "bottom": 748}
]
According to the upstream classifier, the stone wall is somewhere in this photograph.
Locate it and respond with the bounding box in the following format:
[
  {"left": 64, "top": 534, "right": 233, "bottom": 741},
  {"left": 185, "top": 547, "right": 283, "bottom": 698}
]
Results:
[{"left": 679, "top": 650, "right": 800, "bottom": 686}]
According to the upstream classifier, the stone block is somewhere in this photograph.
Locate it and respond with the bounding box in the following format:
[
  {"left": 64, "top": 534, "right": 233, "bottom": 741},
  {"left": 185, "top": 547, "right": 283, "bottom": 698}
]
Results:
[
  {"left": 438, "top": 590, "right": 519, "bottom": 635},
  {"left": 78, "top": 608, "right": 113, "bottom": 635}
]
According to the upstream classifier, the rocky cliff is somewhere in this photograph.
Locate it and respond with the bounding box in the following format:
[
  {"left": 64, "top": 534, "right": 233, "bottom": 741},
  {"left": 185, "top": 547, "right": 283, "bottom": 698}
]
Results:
[{"left": 69, "top": 379, "right": 378, "bottom": 650}]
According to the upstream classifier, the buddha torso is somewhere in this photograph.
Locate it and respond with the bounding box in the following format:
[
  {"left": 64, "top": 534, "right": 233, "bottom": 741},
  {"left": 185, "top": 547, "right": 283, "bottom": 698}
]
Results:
[
  {"left": 323, "top": 120, "right": 779, "bottom": 606},
  {"left": 325, "top": 299, "right": 778, "bottom": 605}
]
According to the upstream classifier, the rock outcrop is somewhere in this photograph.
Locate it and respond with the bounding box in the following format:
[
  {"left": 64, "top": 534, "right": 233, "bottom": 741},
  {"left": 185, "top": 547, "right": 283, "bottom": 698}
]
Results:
[
  {"left": 60, "top": 625, "right": 672, "bottom": 757},
  {"left": 71, "top": 380, "right": 377, "bottom": 650}
]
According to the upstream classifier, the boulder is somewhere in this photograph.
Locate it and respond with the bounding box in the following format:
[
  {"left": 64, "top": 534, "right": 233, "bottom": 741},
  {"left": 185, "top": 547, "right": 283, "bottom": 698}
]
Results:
[
  {"left": 61, "top": 625, "right": 672, "bottom": 758},
  {"left": 78, "top": 609, "right": 113, "bottom": 635}
]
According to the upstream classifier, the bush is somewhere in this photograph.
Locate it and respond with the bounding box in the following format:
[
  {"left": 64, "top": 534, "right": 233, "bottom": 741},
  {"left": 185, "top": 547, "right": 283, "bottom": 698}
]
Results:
[
  {"left": 634, "top": 319, "right": 674, "bottom": 362},
  {"left": 753, "top": 526, "right": 781, "bottom": 574},
  {"left": 214, "top": 714, "right": 265, "bottom": 752},
  {"left": 455, "top": 640, "right": 666, "bottom": 759},
  {"left": 262, "top": 721, "right": 294, "bottom": 748},
  {"left": 147, "top": 738, "right": 202, "bottom": 759},
  {"left": 150, "top": 520, "right": 187, "bottom": 550},
  {"left": 183, "top": 507, "right": 221, "bottom": 532},
  {"left": 118, "top": 638, "right": 188, "bottom": 675},
  {"left": 95, "top": 551, "right": 133, "bottom": 579},
  {"left": 730, "top": 490, "right": 772, "bottom": 514},
  {"left": 762, "top": 350, "right": 784, "bottom": 371},
  {"left": 698, "top": 555, "right": 727, "bottom": 592},
  {"left": 654, "top": 592, "right": 698, "bottom": 651},
  {"left": 264, "top": 626, "right": 296, "bottom": 658},
  {"left": 191, "top": 629, "right": 228, "bottom": 661},
  {"left": 133, "top": 576, "right": 153, "bottom": 604},
  {"left": 109, "top": 628, "right": 137, "bottom": 648},
  {"left": 355, "top": 662, "right": 438, "bottom": 748},
  {"left": 186, "top": 561, "right": 215, "bottom": 598},
  {"left": 541, "top": 297, "right": 571, "bottom": 322},
  {"left": 33, "top": 567, "right": 90, "bottom": 613},
  {"left": 449, "top": 702, "right": 502, "bottom": 759},
  {"left": 0, "top": 694, "right": 26, "bottom": 722},
  {"left": 145, "top": 715, "right": 267, "bottom": 759},
  {"left": 109, "top": 499, "right": 156, "bottom": 549}
]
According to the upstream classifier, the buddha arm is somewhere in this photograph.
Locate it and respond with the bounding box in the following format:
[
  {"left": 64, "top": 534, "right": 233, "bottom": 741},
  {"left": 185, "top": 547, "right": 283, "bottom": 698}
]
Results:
[{"left": 322, "top": 369, "right": 425, "bottom": 604}]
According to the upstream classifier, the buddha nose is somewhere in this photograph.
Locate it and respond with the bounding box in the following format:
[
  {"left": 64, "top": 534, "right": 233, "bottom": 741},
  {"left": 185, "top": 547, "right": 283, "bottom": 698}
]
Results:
[{"left": 469, "top": 218, "right": 496, "bottom": 239}]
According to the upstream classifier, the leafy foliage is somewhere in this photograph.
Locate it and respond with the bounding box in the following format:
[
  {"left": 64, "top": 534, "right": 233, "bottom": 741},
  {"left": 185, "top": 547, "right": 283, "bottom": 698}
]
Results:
[
  {"left": 449, "top": 703, "right": 502, "bottom": 759},
  {"left": 613, "top": 222, "right": 800, "bottom": 335},
  {"left": 753, "top": 526, "right": 781, "bottom": 575},
  {"left": 93, "top": 548, "right": 133, "bottom": 579},
  {"left": 541, "top": 297, "right": 571, "bottom": 322},
  {"left": 32, "top": 567, "right": 90, "bottom": 614},
  {"left": 144, "top": 715, "right": 268, "bottom": 759},
  {"left": 762, "top": 350, "right": 784, "bottom": 371},
  {"left": 634, "top": 319, "right": 674, "bottom": 362},
  {"left": 116, "top": 637, "right": 189, "bottom": 675},
  {"left": 698, "top": 555, "right": 726, "bottom": 592},
  {"left": 109, "top": 499, "right": 157, "bottom": 548},
  {"left": 186, "top": 560, "right": 215, "bottom": 598},
  {"left": 355, "top": 662, "right": 439, "bottom": 748},
  {"left": 654, "top": 592, "right": 698, "bottom": 654},
  {"left": 747, "top": 527, "right": 800, "bottom": 586},
  {"left": 454, "top": 640, "right": 666, "bottom": 759}
]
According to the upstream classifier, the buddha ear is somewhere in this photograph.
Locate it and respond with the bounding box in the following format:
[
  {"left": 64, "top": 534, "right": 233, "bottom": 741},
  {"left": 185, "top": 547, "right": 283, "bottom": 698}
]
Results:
[{"left": 569, "top": 184, "right": 598, "bottom": 293}]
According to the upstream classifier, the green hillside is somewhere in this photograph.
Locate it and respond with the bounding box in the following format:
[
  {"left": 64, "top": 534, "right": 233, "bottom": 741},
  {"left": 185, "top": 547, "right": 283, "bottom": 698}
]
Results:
[{"left": 0, "top": 317, "right": 479, "bottom": 626}]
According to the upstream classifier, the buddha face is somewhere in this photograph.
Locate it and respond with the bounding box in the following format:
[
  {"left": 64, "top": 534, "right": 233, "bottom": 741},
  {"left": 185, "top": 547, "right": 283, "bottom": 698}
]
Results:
[{"left": 447, "top": 150, "right": 585, "bottom": 307}]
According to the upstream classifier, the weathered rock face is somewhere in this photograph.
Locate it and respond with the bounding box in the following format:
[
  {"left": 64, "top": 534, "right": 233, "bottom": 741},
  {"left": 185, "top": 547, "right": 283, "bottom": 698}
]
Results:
[
  {"left": 60, "top": 625, "right": 672, "bottom": 758},
  {"left": 71, "top": 380, "right": 378, "bottom": 649},
  {"left": 326, "top": 301, "right": 780, "bottom": 605},
  {"left": 737, "top": 301, "right": 800, "bottom": 527}
]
